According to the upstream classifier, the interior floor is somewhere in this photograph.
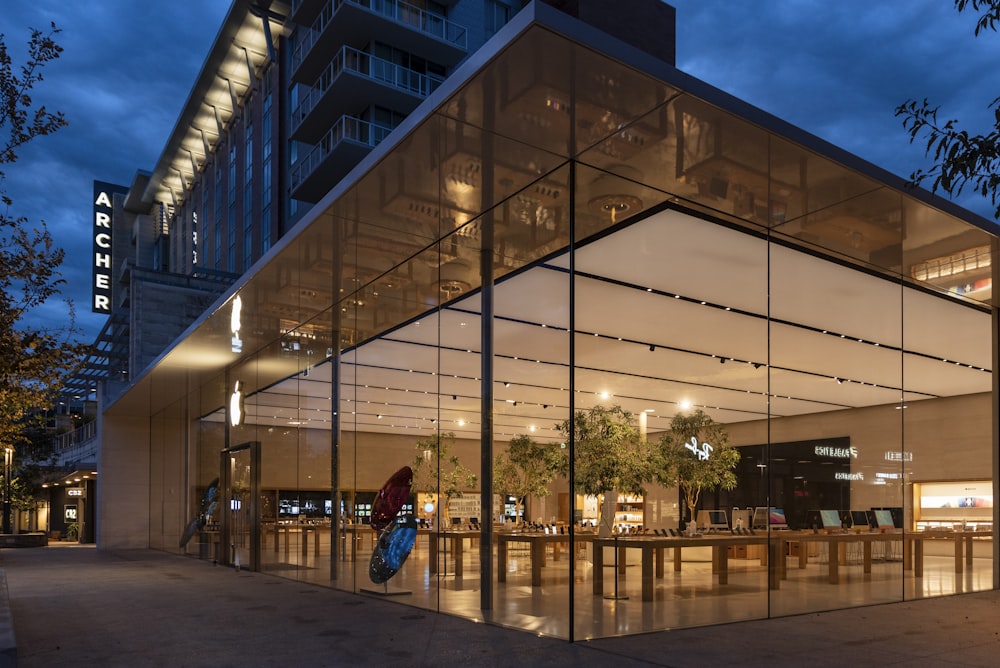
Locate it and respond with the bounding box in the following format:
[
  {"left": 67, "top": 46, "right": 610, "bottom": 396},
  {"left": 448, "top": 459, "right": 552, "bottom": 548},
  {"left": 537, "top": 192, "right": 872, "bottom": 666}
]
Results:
[{"left": 195, "top": 529, "right": 995, "bottom": 639}]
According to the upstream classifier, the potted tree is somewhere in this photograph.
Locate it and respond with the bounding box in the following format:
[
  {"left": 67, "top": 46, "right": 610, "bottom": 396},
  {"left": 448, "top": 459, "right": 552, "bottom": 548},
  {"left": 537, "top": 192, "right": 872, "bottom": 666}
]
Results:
[
  {"left": 411, "top": 431, "right": 478, "bottom": 527},
  {"left": 494, "top": 434, "right": 567, "bottom": 526},
  {"left": 652, "top": 409, "right": 739, "bottom": 533},
  {"left": 557, "top": 405, "right": 651, "bottom": 537}
]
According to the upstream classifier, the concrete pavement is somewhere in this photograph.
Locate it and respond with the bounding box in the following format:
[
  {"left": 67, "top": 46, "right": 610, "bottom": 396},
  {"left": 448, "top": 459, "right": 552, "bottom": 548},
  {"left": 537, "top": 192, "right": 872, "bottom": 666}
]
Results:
[{"left": 2, "top": 544, "right": 1000, "bottom": 667}]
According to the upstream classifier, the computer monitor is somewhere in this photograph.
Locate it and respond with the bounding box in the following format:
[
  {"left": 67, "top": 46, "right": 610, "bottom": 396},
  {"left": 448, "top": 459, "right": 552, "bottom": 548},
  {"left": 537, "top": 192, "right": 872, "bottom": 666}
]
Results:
[
  {"left": 752, "top": 506, "right": 769, "bottom": 530},
  {"left": 698, "top": 509, "right": 729, "bottom": 530},
  {"left": 850, "top": 510, "right": 870, "bottom": 528},
  {"left": 820, "top": 509, "right": 842, "bottom": 529},
  {"left": 805, "top": 509, "right": 823, "bottom": 530},
  {"left": 768, "top": 508, "right": 789, "bottom": 529},
  {"left": 873, "top": 509, "right": 894, "bottom": 530}
]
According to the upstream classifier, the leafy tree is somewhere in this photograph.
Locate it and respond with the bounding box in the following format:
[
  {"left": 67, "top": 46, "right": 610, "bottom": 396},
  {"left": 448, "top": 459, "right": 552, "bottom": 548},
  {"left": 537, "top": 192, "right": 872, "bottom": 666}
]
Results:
[
  {"left": 896, "top": 1, "right": 1000, "bottom": 218},
  {"left": 557, "top": 405, "right": 651, "bottom": 535},
  {"left": 651, "top": 409, "right": 739, "bottom": 527},
  {"left": 411, "top": 431, "right": 478, "bottom": 501},
  {"left": 494, "top": 434, "right": 567, "bottom": 523},
  {"left": 1, "top": 22, "right": 87, "bottom": 527}
]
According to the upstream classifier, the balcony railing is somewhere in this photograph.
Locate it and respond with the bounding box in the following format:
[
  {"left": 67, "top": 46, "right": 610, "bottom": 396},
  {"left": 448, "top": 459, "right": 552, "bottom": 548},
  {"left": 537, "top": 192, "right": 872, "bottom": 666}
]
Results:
[
  {"left": 292, "top": 46, "right": 445, "bottom": 133},
  {"left": 290, "top": 116, "right": 395, "bottom": 192},
  {"left": 292, "top": 0, "right": 468, "bottom": 72}
]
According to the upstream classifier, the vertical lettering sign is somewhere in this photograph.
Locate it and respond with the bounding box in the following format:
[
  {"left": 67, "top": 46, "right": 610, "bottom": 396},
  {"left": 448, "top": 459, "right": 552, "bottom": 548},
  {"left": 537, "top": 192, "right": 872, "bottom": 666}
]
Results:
[{"left": 92, "top": 181, "right": 128, "bottom": 313}]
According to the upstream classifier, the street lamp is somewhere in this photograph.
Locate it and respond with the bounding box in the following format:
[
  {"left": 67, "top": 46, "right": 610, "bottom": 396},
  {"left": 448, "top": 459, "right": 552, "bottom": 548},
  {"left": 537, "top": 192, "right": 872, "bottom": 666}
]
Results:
[{"left": 3, "top": 446, "right": 13, "bottom": 535}]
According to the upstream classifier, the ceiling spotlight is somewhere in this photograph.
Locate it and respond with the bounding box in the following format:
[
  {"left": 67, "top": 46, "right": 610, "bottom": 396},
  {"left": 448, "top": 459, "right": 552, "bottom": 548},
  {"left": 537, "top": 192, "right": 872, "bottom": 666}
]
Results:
[
  {"left": 452, "top": 395, "right": 457, "bottom": 400},
  {"left": 835, "top": 378, "right": 842, "bottom": 384},
  {"left": 720, "top": 358, "right": 726, "bottom": 364},
  {"left": 542, "top": 404, "right": 549, "bottom": 409},
  {"left": 503, "top": 382, "right": 510, "bottom": 388},
  {"left": 752, "top": 363, "right": 762, "bottom": 369},
  {"left": 649, "top": 344, "right": 655, "bottom": 352},
  {"left": 377, "top": 414, "right": 382, "bottom": 420},
  {"left": 512, "top": 401, "right": 518, "bottom": 407}
]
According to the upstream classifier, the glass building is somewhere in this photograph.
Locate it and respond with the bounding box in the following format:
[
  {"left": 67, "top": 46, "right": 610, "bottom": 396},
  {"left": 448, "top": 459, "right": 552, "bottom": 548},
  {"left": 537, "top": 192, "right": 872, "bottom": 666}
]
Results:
[{"left": 98, "top": 2, "right": 998, "bottom": 641}]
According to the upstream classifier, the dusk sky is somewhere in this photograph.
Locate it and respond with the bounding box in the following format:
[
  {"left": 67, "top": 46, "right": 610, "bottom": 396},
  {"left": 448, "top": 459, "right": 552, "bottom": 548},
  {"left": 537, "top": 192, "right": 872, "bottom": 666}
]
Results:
[{"left": 3, "top": 0, "right": 999, "bottom": 343}]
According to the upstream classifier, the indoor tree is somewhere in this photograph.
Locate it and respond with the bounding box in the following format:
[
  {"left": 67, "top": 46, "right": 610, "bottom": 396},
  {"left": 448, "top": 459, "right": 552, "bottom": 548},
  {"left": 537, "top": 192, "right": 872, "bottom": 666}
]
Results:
[
  {"left": 411, "top": 431, "right": 478, "bottom": 523},
  {"left": 557, "top": 404, "right": 651, "bottom": 536},
  {"left": 651, "top": 409, "right": 739, "bottom": 530},
  {"left": 494, "top": 433, "right": 567, "bottom": 524}
]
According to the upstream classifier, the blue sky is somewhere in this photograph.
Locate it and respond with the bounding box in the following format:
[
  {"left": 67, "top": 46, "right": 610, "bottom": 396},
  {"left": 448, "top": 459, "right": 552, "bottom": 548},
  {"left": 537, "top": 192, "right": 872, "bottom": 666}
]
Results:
[{"left": 3, "top": 0, "right": 998, "bottom": 342}]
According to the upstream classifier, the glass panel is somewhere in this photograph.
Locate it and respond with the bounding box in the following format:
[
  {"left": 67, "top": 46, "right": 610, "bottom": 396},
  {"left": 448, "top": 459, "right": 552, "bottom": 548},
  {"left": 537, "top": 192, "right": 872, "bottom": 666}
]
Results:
[
  {"left": 903, "top": 217, "right": 994, "bottom": 596},
  {"left": 902, "top": 199, "right": 995, "bottom": 305},
  {"left": 572, "top": 194, "right": 770, "bottom": 637},
  {"left": 442, "top": 26, "right": 675, "bottom": 160},
  {"left": 490, "top": 204, "right": 571, "bottom": 637},
  {"left": 767, "top": 222, "right": 904, "bottom": 617}
]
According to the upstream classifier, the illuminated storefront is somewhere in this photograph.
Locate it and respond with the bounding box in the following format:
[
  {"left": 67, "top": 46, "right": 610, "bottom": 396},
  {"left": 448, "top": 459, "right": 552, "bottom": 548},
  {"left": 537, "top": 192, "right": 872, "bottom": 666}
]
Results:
[{"left": 99, "top": 3, "right": 998, "bottom": 640}]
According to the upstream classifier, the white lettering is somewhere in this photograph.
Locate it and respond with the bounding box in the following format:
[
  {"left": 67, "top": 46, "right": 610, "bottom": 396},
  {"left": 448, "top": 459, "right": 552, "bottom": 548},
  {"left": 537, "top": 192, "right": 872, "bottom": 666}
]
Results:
[
  {"left": 95, "top": 253, "right": 111, "bottom": 269},
  {"left": 884, "top": 451, "right": 913, "bottom": 462},
  {"left": 815, "top": 445, "right": 858, "bottom": 459},
  {"left": 95, "top": 212, "right": 111, "bottom": 228},
  {"left": 685, "top": 436, "right": 713, "bottom": 461},
  {"left": 95, "top": 274, "right": 109, "bottom": 289},
  {"left": 835, "top": 472, "right": 864, "bottom": 481},
  {"left": 94, "top": 295, "right": 110, "bottom": 311},
  {"left": 94, "top": 191, "right": 112, "bottom": 207},
  {"left": 95, "top": 233, "right": 111, "bottom": 248}
]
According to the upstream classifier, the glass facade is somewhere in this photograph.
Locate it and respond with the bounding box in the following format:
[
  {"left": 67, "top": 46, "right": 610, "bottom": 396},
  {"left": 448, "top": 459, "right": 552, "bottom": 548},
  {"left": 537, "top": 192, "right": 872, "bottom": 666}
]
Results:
[{"left": 121, "top": 21, "right": 996, "bottom": 641}]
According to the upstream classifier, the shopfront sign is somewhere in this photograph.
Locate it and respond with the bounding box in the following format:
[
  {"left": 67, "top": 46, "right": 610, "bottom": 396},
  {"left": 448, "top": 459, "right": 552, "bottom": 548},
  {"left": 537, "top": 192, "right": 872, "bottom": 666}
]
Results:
[
  {"left": 66, "top": 487, "right": 85, "bottom": 497},
  {"left": 835, "top": 472, "right": 864, "bottom": 481},
  {"left": 686, "top": 437, "right": 713, "bottom": 461},
  {"left": 92, "top": 181, "right": 128, "bottom": 314},
  {"left": 884, "top": 451, "right": 913, "bottom": 462},
  {"left": 815, "top": 445, "right": 857, "bottom": 459}
]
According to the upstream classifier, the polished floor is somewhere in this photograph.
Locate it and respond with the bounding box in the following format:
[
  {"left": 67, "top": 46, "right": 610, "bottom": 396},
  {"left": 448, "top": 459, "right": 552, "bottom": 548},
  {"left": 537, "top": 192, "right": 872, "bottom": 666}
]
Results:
[{"left": 195, "top": 527, "right": 995, "bottom": 640}]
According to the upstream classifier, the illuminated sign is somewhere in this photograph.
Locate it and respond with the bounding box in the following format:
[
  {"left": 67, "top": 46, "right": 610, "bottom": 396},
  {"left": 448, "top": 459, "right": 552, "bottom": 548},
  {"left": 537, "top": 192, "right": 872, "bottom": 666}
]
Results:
[
  {"left": 92, "top": 181, "right": 128, "bottom": 313},
  {"left": 66, "top": 488, "right": 85, "bottom": 497},
  {"left": 815, "top": 445, "right": 857, "bottom": 459},
  {"left": 685, "top": 436, "right": 713, "bottom": 461},
  {"left": 229, "top": 380, "right": 244, "bottom": 427},
  {"left": 835, "top": 472, "right": 864, "bottom": 481},
  {"left": 884, "top": 451, "right": 913, "bottom": 462},
  {"left": 231, "top": 295, "right": 243, "bottom": 353}
]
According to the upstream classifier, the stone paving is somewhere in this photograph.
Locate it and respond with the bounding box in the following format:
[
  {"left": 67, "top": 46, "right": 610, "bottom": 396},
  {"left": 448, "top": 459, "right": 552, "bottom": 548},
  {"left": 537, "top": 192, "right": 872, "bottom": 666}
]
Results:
[{"left": 2, "top": 544, "right": 999, "bottom": 667}]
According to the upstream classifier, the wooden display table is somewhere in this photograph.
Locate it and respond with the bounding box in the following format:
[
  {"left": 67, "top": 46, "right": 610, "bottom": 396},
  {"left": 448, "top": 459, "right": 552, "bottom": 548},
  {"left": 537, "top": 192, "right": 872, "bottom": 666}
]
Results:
[
  {"left": 496, "top": 531, "right": 595, "bottom": 586},
  {"left": 591, "top": 534, "right": 769, "bottom": 601}
]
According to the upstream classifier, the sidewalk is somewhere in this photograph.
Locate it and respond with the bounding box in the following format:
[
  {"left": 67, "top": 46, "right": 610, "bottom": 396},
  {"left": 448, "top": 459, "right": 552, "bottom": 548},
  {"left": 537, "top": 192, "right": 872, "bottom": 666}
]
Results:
[{"left": 1, "top": 544, "right": 999, "bottom": 667}]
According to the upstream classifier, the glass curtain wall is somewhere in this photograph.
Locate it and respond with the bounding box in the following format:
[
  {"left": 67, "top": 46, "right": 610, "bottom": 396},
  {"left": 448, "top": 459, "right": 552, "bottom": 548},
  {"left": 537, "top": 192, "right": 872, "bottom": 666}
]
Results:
[{"left": 158, "top": 23, "right": 995, "bottom": 641}]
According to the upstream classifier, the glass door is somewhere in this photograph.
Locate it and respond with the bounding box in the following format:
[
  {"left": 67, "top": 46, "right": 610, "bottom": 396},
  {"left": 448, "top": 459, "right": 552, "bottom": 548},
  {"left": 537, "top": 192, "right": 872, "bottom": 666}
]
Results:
[{"left": 221, "top": 441, "right": 261, "bottom": 571}]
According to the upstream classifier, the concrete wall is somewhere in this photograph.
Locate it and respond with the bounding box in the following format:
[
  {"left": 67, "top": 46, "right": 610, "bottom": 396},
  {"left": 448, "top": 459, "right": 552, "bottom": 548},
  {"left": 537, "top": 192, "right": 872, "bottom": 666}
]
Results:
[{"left": 98, "top": 411, "right": 151, "bottom": 549}]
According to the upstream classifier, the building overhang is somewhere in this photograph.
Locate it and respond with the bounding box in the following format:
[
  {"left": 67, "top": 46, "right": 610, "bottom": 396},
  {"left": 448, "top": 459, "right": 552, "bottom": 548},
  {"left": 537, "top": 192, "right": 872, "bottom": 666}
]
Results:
[
  {"left": 140, "top": 0, "right": 291, "bottom": 210},
  {"left": 105, "top": 1, "right": 998, "bottom": 430}
]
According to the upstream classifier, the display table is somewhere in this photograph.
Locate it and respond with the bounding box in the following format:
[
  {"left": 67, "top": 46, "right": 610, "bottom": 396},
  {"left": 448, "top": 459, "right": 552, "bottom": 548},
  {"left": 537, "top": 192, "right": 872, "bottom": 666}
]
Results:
[
  {"left": 770, "top": 531, "right": 903, "bottom": 587},
  {"left": 270, "top": 522, "right": 325, "bottom": 558},
  {"left": 425, "top": 529, "right": 480, "bottom": 577},
  {"left": 905, "top": 529, "right": 992, "bottom": 576},
  {"left": 496, "top": 532, "right": 595, "bottom": 586},
  {"left": 591, "top": 534, "right": 769, "bottom": 601}
]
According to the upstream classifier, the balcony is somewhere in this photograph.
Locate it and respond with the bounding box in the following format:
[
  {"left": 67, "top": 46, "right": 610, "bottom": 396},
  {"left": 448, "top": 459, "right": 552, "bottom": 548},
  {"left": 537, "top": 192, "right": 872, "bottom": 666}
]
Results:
[
  {"left": 291, "top": 0, "right": 468, "bottom": 84},
  {"left": 290, "top": 115, "right": 395, "bottom": 203},
  {"left": 291, "top": 46, "right": 444, "bottom": 144},
  {"left": 290, "top": 0, "right": 325, "bottom": 26}
]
